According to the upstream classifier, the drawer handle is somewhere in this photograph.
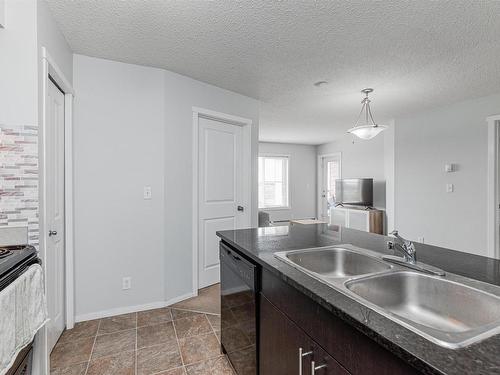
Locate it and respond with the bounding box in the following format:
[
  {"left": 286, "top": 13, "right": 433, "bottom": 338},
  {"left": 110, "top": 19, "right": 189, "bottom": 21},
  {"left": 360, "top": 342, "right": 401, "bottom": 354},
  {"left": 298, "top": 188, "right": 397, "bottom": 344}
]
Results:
[
  {"left": 311, "top": 360, "right": 327, "bottom": 374},
  {"left": 298, "top": 347, "right": 312, "bottom": 375}
]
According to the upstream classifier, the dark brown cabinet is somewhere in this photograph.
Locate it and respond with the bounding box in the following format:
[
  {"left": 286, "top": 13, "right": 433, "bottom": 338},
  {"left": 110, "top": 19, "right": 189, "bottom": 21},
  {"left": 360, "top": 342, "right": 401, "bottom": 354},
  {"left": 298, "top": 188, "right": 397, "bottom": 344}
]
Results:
[
  {"left": 260, "top": 268, "right": 421, "bottom": 375},
  {"left": 260, "top": 294, "right": 349, "bottom": 375}
]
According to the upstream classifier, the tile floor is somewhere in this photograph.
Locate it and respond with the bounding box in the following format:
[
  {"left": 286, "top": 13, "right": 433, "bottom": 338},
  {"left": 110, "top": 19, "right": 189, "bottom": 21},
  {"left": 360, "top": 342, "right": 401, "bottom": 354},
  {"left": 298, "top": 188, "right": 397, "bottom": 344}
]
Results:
[{"left": 50, "top": 284, "right": 235, "bottom": 375}]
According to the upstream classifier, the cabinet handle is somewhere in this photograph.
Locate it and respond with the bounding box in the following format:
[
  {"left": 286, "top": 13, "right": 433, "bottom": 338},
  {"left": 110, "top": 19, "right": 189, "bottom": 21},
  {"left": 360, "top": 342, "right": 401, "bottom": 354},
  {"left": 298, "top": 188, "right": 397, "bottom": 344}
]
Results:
[
  {"left": 311, "top": 360, "right": 327, "bottom": 374},
  {"left": 298, "top": 347, "right": 312, "bottom": 375}
]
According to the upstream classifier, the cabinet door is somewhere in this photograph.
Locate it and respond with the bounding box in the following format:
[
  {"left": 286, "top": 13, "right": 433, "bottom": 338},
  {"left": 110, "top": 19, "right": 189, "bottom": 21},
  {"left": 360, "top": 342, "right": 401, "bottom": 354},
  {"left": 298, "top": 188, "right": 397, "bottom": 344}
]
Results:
[
  {"left": 347, "top": 210, "right": 369, "bottom": 232},
  {"left": 260, "top": 294, "right": 313, "bottom": 375},
  {"left": 260, "top": 294, "right": 349, "bottom": 375},
  {"left": 331, "top": 208, "right": 347, "bottom": 227}
]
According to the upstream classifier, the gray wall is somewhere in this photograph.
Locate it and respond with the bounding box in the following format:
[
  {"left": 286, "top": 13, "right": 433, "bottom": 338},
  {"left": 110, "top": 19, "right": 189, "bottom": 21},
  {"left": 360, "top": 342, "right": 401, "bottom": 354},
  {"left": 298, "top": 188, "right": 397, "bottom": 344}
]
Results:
[
  {"left": 259, "top": 142, "right": 316, "bottom": 222},
  {"left": 73, "top": 54, "right": 260, "bottom": 319},
  {"left": 73, "top": 55, "right": 166, "bottom": 318},
  {"left": 317, "top": 134, "right": 386, "bottom": 209},
  {"left": 394, "top": 93, "right": 500, "bottom": 256}
]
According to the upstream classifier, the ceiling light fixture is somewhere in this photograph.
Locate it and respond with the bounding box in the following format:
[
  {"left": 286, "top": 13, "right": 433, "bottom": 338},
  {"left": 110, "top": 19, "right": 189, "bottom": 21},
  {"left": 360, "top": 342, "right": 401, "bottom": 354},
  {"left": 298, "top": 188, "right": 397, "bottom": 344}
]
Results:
[{"left": 347, "top": 88, "right": 387, "bottom": 140}]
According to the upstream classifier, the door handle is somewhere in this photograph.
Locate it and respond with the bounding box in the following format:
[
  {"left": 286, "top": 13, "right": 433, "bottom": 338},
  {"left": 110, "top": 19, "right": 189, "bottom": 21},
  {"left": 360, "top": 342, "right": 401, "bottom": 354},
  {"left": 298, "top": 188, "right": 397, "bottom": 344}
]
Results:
[
  {"left": 298, "top": 347, "right": 312, "bottom": 375},
  {"left": 311, "top": 360, "right": 327, "bottom": 374},
  {"left": 237, "top": 205, "right": 244, "bottom": 212},
  {"left": 49, "top": 230, "right": 57, "bottom": 237}
]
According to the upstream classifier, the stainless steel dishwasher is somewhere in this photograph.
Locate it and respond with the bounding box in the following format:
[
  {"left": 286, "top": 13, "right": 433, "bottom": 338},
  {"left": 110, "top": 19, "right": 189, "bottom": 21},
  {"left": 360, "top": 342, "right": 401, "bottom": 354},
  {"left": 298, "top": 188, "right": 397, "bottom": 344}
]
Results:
[{"left": 220, "top": 242, "right": 258, "bottom": 375}]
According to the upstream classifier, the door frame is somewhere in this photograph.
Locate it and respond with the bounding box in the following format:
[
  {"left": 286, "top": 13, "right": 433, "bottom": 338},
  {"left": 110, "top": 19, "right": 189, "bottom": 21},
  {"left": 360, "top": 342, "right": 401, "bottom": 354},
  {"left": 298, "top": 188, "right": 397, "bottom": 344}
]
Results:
[
  {"left": 317, "top": 152, "right": 342, "bottom": 219},
  {"left": 192, "top": 107, "right": 252, "bottom": 296},
  {"left": 40, "top": 47, "right": 75, "bottom": 333},
  {"left": 487, "top": 114, "right": 500, "bottom": 259}
]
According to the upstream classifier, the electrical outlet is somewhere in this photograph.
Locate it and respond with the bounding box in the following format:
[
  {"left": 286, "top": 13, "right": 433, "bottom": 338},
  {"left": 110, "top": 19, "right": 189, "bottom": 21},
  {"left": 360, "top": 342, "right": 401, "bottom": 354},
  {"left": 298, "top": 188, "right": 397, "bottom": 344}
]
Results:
[
  {"left": 143, "top": 186, "right": 152, "bottom": 200},
  {"left": 122, "top": 277, "right": 131, "bottom": 290}
]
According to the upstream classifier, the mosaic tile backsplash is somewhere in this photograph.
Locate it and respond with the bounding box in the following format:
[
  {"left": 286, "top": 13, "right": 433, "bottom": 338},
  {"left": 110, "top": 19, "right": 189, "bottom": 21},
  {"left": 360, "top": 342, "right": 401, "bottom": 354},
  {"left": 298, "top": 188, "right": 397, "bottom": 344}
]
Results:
[{"left": 0, "top": 125, "right": 39, "bottom": 247}]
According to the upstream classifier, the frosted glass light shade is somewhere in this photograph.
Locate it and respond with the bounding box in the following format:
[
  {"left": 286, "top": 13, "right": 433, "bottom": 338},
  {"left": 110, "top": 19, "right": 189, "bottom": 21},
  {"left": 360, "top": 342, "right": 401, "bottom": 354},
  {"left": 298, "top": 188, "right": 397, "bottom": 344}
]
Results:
[{"left": 347, "top": 124, "right": 387, "bottom": 140}]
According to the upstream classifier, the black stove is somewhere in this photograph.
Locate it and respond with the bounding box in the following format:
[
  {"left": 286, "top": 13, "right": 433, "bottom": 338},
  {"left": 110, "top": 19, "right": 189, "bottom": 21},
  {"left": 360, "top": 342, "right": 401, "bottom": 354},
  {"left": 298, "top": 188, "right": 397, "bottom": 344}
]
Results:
[{"left": 0, "top": 244, "right": 38, "bottom": 292}]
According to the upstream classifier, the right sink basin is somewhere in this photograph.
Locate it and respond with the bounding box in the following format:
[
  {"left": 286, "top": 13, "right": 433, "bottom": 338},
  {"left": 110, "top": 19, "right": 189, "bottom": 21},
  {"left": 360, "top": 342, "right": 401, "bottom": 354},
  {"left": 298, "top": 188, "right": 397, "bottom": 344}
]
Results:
[{"left": 346, "top": 271, "right": 500, "bottom": 348}]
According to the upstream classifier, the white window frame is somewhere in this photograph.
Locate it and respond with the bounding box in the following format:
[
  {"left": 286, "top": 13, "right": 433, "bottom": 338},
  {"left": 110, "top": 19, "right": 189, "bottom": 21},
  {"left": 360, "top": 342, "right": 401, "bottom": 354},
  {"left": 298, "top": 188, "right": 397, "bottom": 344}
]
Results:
[
  {"left": 317, "top": 152, "right": 342, "bottom": 218},
  {"left": 258, "top": 153, "right": 291, "bottom": 210}
]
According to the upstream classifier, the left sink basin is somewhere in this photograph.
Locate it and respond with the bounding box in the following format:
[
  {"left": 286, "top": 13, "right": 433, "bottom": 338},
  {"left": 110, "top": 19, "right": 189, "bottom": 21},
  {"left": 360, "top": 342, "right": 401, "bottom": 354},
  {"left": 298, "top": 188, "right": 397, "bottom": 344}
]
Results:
[{"left": 278, "top": 247, "right": 391, "bottom": 278}]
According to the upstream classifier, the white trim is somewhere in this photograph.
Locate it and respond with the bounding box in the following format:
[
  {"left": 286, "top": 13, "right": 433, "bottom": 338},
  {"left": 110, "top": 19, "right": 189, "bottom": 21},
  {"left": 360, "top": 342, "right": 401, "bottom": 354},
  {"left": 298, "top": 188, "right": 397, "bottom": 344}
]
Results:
[
  {"left": 75, "top": 292, "right": 196, "bottom": 322},
  {"left": 317, "top": 152, "right": 342, "bottom": 218},
  {"left": 39, "top": 47, "right": 75, "bottom": 374},
  {"left": 192, "top": 107, "right": 253, "bottom": 294},
  {"left": 487, "top": 115, "right": 500, "bottom": 259}
]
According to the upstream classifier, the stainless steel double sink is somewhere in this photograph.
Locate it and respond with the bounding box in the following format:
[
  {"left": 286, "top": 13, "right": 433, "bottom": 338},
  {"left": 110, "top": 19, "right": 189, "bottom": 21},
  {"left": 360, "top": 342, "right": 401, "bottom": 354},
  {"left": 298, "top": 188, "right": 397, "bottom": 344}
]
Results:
[{"left": 275, "top": 245, "right": 500, "bottom": 349}]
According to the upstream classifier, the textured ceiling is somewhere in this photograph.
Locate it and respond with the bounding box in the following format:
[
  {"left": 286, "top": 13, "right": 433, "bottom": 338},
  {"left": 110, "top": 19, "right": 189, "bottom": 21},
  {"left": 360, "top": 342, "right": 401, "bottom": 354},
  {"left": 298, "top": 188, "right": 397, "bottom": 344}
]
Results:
[{"left": 46, "top": 0, "right": 500, "bottom": 144}]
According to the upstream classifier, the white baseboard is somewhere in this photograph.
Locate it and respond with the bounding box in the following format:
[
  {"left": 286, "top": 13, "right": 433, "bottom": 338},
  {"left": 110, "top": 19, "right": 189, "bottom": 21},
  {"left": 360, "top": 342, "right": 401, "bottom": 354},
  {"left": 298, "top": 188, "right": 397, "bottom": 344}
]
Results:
[{"left": 74, "top": 291, "right": 196, "bottom": 323}]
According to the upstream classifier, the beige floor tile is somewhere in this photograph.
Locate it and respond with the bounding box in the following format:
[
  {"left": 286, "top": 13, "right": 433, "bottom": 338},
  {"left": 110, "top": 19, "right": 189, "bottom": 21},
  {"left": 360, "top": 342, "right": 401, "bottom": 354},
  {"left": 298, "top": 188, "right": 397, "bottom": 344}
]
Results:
[
  {"left": 171, "top": 309, "right": 201, "bottom": 320},
  {"left": 156, "top": 367, "right": 187, "bottom": 375},
  {"left": 137, "top": 342, "right": 183, "bottom": 375},
  {"left": 172, "top": 284, "right": 220, "bottom": 314},
  {"left": 91, "top": 329, "right": 136, "bottom": 359},
  {"left": 58, "top": 320, "right": 99, "bottom": 343},
  {"left": 185, "top": 355, "right": 234, "bottom": 375},
  {"left": 98, "top": 313, "right": 137, "bottom": 335},
  {"left": 50, "top": 336, "right": 94, "bottom": 370},
  {"left": 174, "top": 314, "right": 212, "bottom": 339},
  {"left": 137, "top": 307, "right": 173, "bottom": 327},
  {"left": 206, "top": 314, "right": 221, "bottom": 331},
  {"left": 86, "top": 350, "right": 135, "bottom": 375},
  {"left": 137, "top": 322, "right": 177, "bottom": 349},
  {"left": 50, "top": 362, "right": 88, "bottom": 375},
  {"left": 178, "top": 332, "right": 221, "bottom": 365}
]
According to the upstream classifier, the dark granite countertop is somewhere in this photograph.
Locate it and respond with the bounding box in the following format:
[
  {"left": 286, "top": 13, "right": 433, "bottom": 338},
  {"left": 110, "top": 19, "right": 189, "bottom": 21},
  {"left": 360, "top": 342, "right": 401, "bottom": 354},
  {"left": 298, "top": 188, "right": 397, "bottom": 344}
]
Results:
[{"left": 216, "top": 224, "right": 500, "bottom": 375}]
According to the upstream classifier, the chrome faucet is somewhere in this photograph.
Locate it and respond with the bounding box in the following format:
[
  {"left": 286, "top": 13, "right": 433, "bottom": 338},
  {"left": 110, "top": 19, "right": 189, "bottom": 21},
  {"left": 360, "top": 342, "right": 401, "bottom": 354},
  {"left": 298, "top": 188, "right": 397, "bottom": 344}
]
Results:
[
  {"left": 387, "top": 230, "right": 417, "bottom": 264},
  {"left": 383, "top": 230, "right": 445, "bottom": 277}
]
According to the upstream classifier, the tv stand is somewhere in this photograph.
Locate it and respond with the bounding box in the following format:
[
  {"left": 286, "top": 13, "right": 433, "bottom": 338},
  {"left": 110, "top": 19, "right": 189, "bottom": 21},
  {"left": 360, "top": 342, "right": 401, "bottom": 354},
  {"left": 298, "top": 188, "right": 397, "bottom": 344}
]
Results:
[{"left": 330, "top": 206, "right": 384, "bottom": 234}]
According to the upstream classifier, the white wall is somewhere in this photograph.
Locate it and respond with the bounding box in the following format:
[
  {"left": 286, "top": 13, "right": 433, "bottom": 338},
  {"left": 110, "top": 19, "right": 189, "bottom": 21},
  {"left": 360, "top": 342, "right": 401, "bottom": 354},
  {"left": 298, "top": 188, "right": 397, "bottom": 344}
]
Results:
[
  {"left": 0, "top": 0, "right": 37, "bottom": 126},
  {"left": 73, "top": 55, "right": 166, "bottom": 318},
  {"left": 73, "top": 55, "right": 260, "bottom": 318},
  {"left": 163, "top": 70, "right": 259, "bottom": 302},
  {"left": 317, "top": 135, "right": 386, "bottom": 209},
  {"left": 258, "top": 142, "right": 316, "bottom": 222},
  {"left": 394, "top": 93, "right": 500, "bottom": 256}
]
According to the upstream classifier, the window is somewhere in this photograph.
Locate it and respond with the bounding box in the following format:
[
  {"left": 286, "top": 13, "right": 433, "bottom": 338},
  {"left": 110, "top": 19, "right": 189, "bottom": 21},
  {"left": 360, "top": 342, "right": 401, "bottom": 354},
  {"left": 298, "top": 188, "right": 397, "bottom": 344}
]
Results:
[{"left": 258, "top": 155, "right": 289, "bottom": 209}]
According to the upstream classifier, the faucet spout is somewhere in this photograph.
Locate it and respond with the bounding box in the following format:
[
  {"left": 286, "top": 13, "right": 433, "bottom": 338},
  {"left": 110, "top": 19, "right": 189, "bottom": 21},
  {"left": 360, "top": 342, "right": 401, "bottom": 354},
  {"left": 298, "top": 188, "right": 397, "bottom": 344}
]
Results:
[
  {"left": 383, "top": 230, "right": 445, "bottom": 277},
  {"left": 388, "top": 230, "right": 417, "bottom": 264}
]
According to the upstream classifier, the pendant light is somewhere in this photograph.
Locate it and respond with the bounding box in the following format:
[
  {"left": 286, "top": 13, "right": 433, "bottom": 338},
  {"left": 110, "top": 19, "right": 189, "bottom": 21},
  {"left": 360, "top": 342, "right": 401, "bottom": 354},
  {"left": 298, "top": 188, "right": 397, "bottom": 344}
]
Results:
[{"left": 347, "top": 88, "right": 387, "bottom": 140}]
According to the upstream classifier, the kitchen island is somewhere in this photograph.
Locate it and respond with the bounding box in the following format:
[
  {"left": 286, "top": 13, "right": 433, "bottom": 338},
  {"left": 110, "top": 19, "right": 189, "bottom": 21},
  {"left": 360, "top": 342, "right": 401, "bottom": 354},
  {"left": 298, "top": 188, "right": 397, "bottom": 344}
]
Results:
[{"left": 217, "top": 224, "right": 500, "bottom": 375}]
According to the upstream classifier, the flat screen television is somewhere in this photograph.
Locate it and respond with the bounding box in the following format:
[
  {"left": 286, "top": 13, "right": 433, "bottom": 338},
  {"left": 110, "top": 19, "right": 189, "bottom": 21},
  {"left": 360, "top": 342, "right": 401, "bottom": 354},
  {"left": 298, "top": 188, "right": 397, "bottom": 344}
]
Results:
[{"left": 335, "top": 178, "right": 373, "bottom": 207}]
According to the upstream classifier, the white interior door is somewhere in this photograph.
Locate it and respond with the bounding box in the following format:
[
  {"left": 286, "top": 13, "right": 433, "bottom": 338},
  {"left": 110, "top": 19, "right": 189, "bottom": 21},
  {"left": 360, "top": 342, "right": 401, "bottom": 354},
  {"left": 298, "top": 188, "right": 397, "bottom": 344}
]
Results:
[
  {"left": 46, "top": 79, "right": 66, "bottom": 352},
  {"left": 198, "top": 117, "right": 244, "bottom": 288},
  {"left": 320, "top": 155, "right": 341, "bottom": 220}
]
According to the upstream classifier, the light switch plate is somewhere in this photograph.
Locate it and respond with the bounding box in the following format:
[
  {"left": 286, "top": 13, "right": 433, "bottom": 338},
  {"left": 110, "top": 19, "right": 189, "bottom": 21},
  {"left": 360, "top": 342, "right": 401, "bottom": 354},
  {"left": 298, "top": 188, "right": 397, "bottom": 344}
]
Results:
[
  {"left": 446, "top": 183, "right": 454, "bottom": 193},
  {"left": 143, "top": 186, "right": 152, "bottom": 200},
  {"left": 122, "top": 277, "right": 131, "bottom": 290}
]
